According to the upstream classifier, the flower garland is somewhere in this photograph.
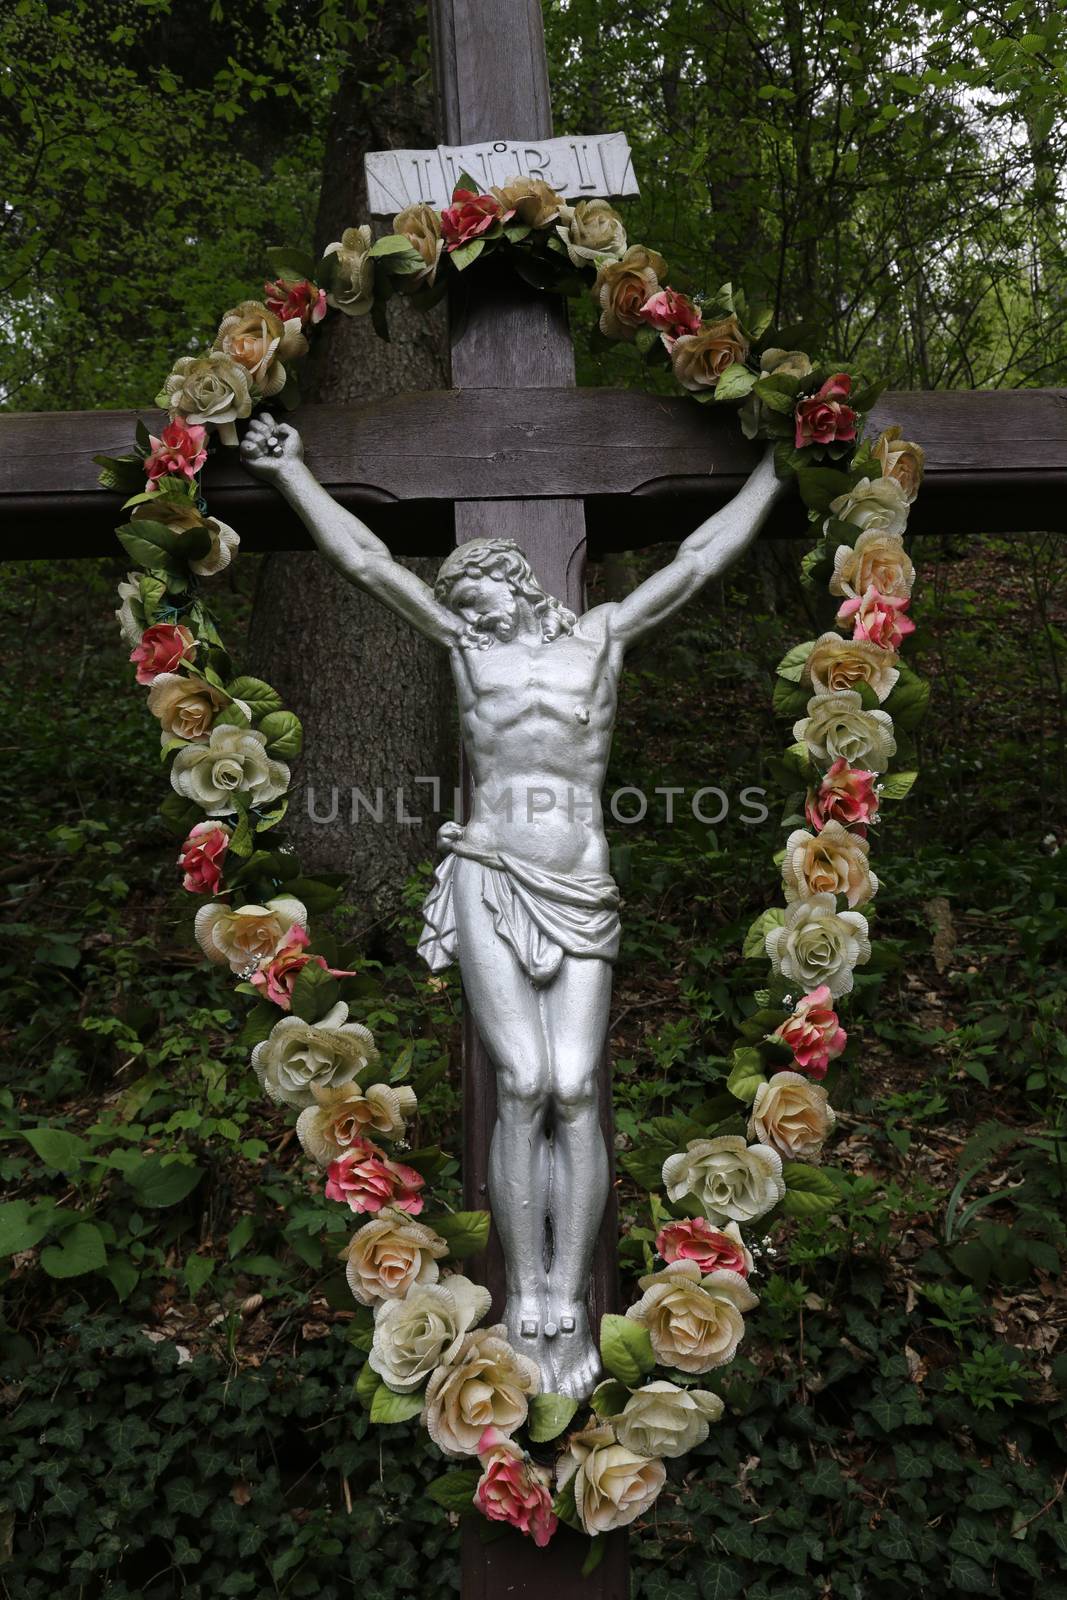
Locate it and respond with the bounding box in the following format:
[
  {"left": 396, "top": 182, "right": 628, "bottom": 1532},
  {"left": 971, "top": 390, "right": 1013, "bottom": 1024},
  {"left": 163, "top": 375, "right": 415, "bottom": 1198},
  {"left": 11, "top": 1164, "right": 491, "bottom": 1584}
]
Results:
[{"left": 95, "top": 170, "right": 927, "bottom": 1556}]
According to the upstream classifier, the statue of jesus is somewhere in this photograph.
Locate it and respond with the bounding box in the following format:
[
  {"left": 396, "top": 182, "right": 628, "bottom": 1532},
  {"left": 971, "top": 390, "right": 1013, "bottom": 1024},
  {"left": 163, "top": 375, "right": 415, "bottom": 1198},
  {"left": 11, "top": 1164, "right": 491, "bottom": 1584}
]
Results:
[{"left": 241, "top": 413, "right": 785, "bottom": 1398}]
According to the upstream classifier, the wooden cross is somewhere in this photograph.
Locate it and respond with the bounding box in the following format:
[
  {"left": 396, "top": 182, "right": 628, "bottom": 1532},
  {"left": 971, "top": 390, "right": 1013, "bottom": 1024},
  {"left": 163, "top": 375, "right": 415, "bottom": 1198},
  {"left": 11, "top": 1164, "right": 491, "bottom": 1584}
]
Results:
[{"left": 1, "top": 2, "right": 1066, "bottom": 1597}]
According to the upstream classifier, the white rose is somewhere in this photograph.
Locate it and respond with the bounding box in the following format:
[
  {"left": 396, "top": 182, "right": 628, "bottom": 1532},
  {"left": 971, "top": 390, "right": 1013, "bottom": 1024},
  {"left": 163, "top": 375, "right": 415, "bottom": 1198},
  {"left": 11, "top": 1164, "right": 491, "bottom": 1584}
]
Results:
[
  {"left": 368, "top": 1273, "right": 492, "bottom": 1393},
  {"left": 190, "top": 518, "right": 240, "bottom": 577},
  {"left": 324, "top": 225, "right": 375, "bottom": 317},
  {"left": 155, "top": 352, "right": 253, "bottom": 448},
  {"left": 169, "top": 724, "right": 289, "bottom": 816},
  {"left": 555, "top": 199, "right": 627, "bottom": 266},
  {"left": 556, "top": 1420, "right": 666, "bottom": 1536},
  {"left": 626, "top": 1263, "right": 759, "bottom": 1373},
  {"left": 793, "top": 690, "right": 896, "bottom": 772},
  {"left": 115, "top": 573, "right": 143, "bottom": 646},
  {"left": 749, "top": 1071, "right": 837, "bottom": 1162},
  {"left": 251, "top": 1000, "right": 377, "bottom": 1109},
  {"left": 782, "top": 820, "right": 877, "bottom": 909},
  {"left": 614, "top": 1381, "right": 724, "bottom": 1458},
  {"left": 662, "top": 1134, "right": 785, "bottom": 1224},
  {"left": 423, "top": 1325, "right": 541, "bottom": 1456},
  {"left": 827, "top": 476, "right": 909, "bottom": 538},
  {"left": 766, "top": 893, "right": 871, "bottom": 1000},
  {"left": 194, "top": 895, "right": 307, "bottom": 974}
]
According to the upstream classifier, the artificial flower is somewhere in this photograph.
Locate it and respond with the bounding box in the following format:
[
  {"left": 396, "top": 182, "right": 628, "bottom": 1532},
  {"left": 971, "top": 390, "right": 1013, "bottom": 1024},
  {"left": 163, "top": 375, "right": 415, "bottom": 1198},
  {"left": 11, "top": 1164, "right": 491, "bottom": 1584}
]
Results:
[
  {"left": 592, "top": 244, "right": 667, "bottom": 340},
  {"left": 636, "top": 287, "right": 702, "bottom": 349},
  {"left": 555, "top": 198, "right": 627, "bottom": 266},
  {"left": 626, "top": 1261, "right": 759, "bottom": 1373},
  {"left": 391, "top": 203, "right": 445, "bottom": 288},
  {"left": 474, "top": 1431, "right": 557, "bottom": 1547},
  {"left": 828, "top": 475, "right": 909, "bottom": 539},
  {"left": 873, "top": 425, "right": 925, "bottom": 502},
  {"left": 662, "top": 1135, "right": 785, "bottom": 1224},
  {"left": 296, "top": 1077, "right": 419, "bottom": 1166},
  {"left": 671, "top": 314, "right": 749, "bottom": 391},
  {"left": 368, "top": 1274, "right": 491, "bottom": 1393},
  {"left": 794, "top": 373, "right": 857, "bottom": 448},
  {"left": 325, "top": 1135, "right": 425, "bottom": 1216},
  {"left": 251, "top": 999, "right": 376, "bottom": 1108},
  {"left": 441, "top": 188, "right": 511, "bottom": 250},
  {"left": 214, "top": 299, "right": 307, "bottom": 399},
  {"left": 768, "top": 986, "right": 847, "bottom": 1078},
  {"left": 489, "top": 176, "right": 563, "bottom": 228},
  {"left": 782, "top": 819, "right": 878, "bottom": 908},
  {"left": 557, "top": 1421, "right": 666, "bottom": 1536},
  {"left": 340, "top": 1207, "right": 449, "bottom": 1306},
  {"left": 194, "top": 895, "right": 307, "bottom": 974},
  {"left": 248, "top": 926, "right": 356, "bottom": 1011},
  {"left": 749, "top": 1070, "right": 837, "bottom": 1161},
  {"left": 766, "top": 894, "right": 871, "bottom": 999},
  {"left": 146, "top": 672, "right": 230, "bottom": 744},
  {"left": 614, "top": 1381, "right": 724, "bottom": 1459},
  {"left": 143, "top": 420, "right": 207, "bottom": 483},
  {"left": 656, "top": 1217, "right": 753, "bottom": 1277},
  {"left": 324, "top": 225, "right": 375, "bottom": 316},
  {"left": 169, "top": 724, "right": 289, "bottom": 815},
  {"left": 130, "top": 622, "right": 196, "bottom": 686},
  {"left": 264, "top": 277, "right": 327, "bottom": 327},
  {"left": 156, "top": 352, "right": 252, "bottom": 447},
  {"left": 836, "top": 586, "right": 915, "bottom": 651},
  {"left": 806, "top": 759, "right": 880, "bottom": 834},
  {"left": 804, "top": 632, "right": 899, "bottom": 702},
  {"left": 177, "top": 820, "right": 231, "bottom": 895},
  {"left": 424, "top": 1325, "right": 541, "bottom": 1456},
  {"left": 829, "top": 529, "right": 915, "bottom": 602},
  {"left": 794, "top": 689, "right": 897, "bottom": 772}
]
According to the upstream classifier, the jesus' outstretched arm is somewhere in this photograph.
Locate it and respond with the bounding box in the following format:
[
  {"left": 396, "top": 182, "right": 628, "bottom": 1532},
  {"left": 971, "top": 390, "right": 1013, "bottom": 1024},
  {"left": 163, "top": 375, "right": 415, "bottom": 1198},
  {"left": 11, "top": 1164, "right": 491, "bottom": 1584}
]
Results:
[
  {"left": 240, "top": 413, "right": 458, "bottom": 647},
  {"left": 588, "top": 446, "right": 787, "bottom": 647}
]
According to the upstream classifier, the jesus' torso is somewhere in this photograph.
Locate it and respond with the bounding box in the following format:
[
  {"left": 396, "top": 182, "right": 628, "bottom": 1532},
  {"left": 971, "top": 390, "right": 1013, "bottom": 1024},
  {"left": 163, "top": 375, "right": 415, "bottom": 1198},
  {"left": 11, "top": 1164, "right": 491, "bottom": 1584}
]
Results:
[{"left": 450, "top": 617, "right": 622, "bottom": 877}]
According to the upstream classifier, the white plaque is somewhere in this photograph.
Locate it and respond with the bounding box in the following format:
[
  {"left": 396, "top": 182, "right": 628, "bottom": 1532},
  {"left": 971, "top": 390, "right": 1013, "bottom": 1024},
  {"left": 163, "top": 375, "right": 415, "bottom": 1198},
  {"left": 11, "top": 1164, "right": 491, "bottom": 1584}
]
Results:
[{"left": 364, "top": 131, "right": 638, "bottom": 218}]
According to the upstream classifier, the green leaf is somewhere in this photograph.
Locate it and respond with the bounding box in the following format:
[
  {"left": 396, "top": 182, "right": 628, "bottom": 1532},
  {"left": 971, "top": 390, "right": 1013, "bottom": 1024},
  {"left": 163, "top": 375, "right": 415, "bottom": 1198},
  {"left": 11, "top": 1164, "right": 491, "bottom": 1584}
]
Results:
[
  {"left": 426, "top": 1469, "right": 481, "bottom": 1514},
  {"left": 727, "top": 1047, "right": 767, "bottom": 1103},
  {"left": 102, "top": 1253, "right": 139, "bottom": 1301},
  {"left": 599, "top": 1314, "right": 655, "bottom": 1385},
  {"left": 370, "top": 1383, "right": 425, "bottom": 1424},
  {"left": 882, "top": 665, "right": 929, "bottom": 730},
  {"left": 449, "top": 238, "right": 486, "bottom": 272},
  {"left": 96, "top": 453, "right": 147, "bottom": 495},
  {"left": 225, "top": 676, "right": 284, "bottom": 720},
  {"left": 421, "top": 1210, "right": 490, "bottom": 1260},
  {"left": 743, "top": 906, "right": 784, "bottom": 960},
  {"left": 880, "top": 770, "right": 918, "bottom": 800},
  {"left": 712, "top": 362, "right": 758, "bottom": 403},
  {"left": 40, "top": 1222, "right": 107, "bottom": 1278},
  {"left": 795, "top": 466, "right": 851, "bottom": 513},
  {"left": 581, "top": 1539, "right": 605, "bottom": 1578},
  {"left": 618, "top": 1141, "right": 675, "bottom": 1190},
  {"left": 239, "top": 1002, "right": 278, "bottom": 1050},
  {"left": 126, "top": 1158, "right": 204, "bottom": 1209},
  {"left": 289, "top": 961, "right": 339, "bottom": 1023},
  {"left": 775, "top": 640, "right": 816, "bottom": 683},
  {"left": 589, "top": 1378, "right": 630, "bottom": 1418},
  {"left": 184, "top": 1254, "right": 216, "bottom": 1296},
  {"left": 772, "top": 676, "right": 810, "bottom": 718},
  {"left": 159, "top": 792, "right": 204, "bottom": 837},
  {"left": 266, "top": 246, "right": 317, "bottom": 281},
  {"left": 258, "top": 710, "right": 303, "bottom": 759},
  {"left": 0, "top": 1200, "right": 57, "bottom": 1256},
  {"left": 22, "top": 1127, "right": 89, "bottom": 1173},
  {"left": 780, "top": 1162, "right": 841, "bottom": 1216},
  {"left": 369, "top": 235, "right": 425, "bottom": 273},
  {"left": 355, "top": 1361, "right": 383, "bottom": 1409},
  {"left": 527, "top": 1393, "right": 579, "bottom": 1442}
]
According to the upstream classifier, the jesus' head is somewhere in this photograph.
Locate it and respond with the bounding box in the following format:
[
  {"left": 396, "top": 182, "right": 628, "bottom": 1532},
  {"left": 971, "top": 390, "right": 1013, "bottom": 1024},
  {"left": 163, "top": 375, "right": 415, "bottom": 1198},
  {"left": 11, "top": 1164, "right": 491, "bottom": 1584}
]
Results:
[{"left": 434, "top": 537, "right": 577, "bottom": 649}]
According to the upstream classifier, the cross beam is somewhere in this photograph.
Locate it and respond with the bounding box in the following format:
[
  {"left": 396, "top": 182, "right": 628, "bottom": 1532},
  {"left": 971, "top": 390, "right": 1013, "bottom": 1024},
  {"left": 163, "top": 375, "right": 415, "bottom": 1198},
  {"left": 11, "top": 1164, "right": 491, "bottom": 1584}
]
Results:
[{"left": 3, "top": 386, "right": 1066, "bottom": 560}]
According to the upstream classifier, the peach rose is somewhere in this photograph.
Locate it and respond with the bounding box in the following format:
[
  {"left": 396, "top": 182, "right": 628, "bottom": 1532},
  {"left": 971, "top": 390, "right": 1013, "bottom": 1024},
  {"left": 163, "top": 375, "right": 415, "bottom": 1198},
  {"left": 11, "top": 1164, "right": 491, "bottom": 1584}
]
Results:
[
  {"left": 423, "top": 1325, "right": 541, "bottom": 1456},
  {"left": 829, "top": 529, "right": 915, "bottom": 601},
  {"left": 626, "top": 1261, "right": 759, "bottom": 1373},
  {"left": 873, "top": 426, "right": 925, "bottom": 502},
  {"left": 130, "top": 623, "right": 196, "bottom": 686},
  {"left": 489, "top": 176, "right": 563, "bottom": 228},
  {"left": 768, "top": 985, "right": 847, "bottom": 1078},
  {"left": 592, "top": 244, "right": 667, "bottom": 340},
  {"left": 671, "top": 314, "right": 749, "bottom": 391},
  {"left": 557, "top": 1421, "right": 666, "bottom": 1536},
  {"left": 794, "top": 373, "right": 858, "bottom": 448},
  {"left": 249, "top": 926, "right": 356, "bottom": 1011},
  {"left": 177, "top": 821, "right": 231, "bottom": 895},
  {"left": 146, "top": 672, "right": 229, "bottom": 744},
  {"left": 806, "top": 759, "right": 880, "bottom": 834},
  {"left": 794, "top": 689, "right": 896, "bottom": 772},
  {"left": 749, "top": 1070, "right": 837, "bottom": 1161},
  {"left": 782, "top": 820, "right": 877, "bottom": 908},
  {"left": 214, "top": 300, "right": 307, "bottom": 398},
  {"left": 392, "top": 203, "right": 445, "bottom": 289},
  {"left": 341, "top": 1206, "right": 449, "bottom": 1306},
  {"left": 296, "top": 1078, "right": 421, "bottom": 1168},
  {"left": 656, "top": 1217, "right": 753, "bottom": 1277},
  {"left": 325, "top": 1134, "right": 425, "bottom": 1216},
  {"left": 837, "top": 586, "right": 915, "bottom": 650},
  {"left": 804, "top": 632, "right": 899, "bottom": 702},
  {"left": 474, "top": 1430, "right": 557, "bottom": 1546},
  {"left": 194, "top": 895, "right": 307, "bottom": 974}
]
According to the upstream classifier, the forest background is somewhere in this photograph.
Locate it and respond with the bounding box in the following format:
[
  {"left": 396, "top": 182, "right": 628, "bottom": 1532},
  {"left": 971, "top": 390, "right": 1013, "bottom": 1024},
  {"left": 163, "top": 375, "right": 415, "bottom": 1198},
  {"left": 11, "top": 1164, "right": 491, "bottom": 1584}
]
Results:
[{"left": 1, "top": 0, "right": 1067, "bottom": 1595}]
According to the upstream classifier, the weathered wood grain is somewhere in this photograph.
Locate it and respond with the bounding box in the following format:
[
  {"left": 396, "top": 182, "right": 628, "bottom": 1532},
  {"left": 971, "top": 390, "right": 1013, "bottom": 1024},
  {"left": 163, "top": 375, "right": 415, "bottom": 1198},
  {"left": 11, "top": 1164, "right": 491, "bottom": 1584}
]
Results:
[{"left": 3, "top": 386, "right": 1064, "bottom": 560}]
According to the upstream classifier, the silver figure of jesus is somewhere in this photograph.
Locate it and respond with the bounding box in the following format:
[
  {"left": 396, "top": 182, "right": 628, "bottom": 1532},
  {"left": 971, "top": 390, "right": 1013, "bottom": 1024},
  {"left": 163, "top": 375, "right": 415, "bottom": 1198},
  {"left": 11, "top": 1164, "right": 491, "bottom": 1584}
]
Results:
[{"left": 241, "top": 415, "right": 785, "bottom": 1398}]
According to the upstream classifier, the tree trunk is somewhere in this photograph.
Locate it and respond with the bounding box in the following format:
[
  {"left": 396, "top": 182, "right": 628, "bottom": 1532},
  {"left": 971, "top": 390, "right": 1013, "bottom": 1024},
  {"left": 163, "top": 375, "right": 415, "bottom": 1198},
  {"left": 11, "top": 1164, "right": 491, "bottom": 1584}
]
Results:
[{"left": 248, "top": 6, "right": 455, "bottom": 938}]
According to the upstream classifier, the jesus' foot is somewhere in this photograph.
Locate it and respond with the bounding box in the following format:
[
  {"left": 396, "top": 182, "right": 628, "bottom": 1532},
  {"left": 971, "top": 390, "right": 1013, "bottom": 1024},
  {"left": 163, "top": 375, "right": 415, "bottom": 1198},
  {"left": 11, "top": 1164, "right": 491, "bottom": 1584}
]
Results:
[
  {"left": 545, "top": 1299, "right": 601, "bottom": 1400},
  {"left": 505, "top": 1292, "right": 551, "bottom": 1376}
]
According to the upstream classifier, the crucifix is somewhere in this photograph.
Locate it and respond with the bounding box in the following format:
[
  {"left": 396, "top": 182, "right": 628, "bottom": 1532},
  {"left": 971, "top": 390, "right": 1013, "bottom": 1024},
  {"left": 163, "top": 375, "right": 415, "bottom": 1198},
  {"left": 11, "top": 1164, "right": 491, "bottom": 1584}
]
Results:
[{"left": 2, "top": 2, "right": 1066, "bottom": 1597}]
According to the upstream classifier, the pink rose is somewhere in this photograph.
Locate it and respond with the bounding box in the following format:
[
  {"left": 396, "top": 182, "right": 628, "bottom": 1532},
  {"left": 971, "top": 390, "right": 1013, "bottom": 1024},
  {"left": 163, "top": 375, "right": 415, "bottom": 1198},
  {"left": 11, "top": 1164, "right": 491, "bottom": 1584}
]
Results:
[
  {"left": 441, "top": 188, "right": 513, "bottom": 250},
  {"left": 474, "top": 1430, "right": 558, "bottom": 1548},
  {"left": 177, "top": 821, "right": 231, "bottom": 894},
  {"left": 794, "top": 374, "right": 858, "bottom": 449},
  {"left": 837, "top": 585, "right": 915, "bottom": 650},
  {"left": 249, "top": 926, "right": 355, "bottom": 1010},
  {"left": 264, "top": 277, "right": 327, "bottom": 327},
  {"left": 656, "top": 1217, "right": 751, "bottom": 1277},
  {"left": 324, "top": 1136, "right": 424, "bottom": 1216},
  {"left": 637, "top": 287, "right": 703, "bottom": 350},
  {"left": 769, "top": 985, "right": 847, "bottom": 1079},
  {"left": 806, "top": 759, "right": 879, "bottom": 835},
  {"left": 143, "top": 420, "right": 208, "bottom": 484},
  {"left": 130, "top": 623, "right": 196, "bottom": 686}
]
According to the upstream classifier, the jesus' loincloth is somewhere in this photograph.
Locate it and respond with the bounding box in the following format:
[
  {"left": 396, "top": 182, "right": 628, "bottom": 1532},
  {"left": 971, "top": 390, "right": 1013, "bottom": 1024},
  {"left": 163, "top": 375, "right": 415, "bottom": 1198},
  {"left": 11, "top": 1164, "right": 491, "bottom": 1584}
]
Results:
[{"left": 417, "top": 822, "right": 621, "bottom": 986}]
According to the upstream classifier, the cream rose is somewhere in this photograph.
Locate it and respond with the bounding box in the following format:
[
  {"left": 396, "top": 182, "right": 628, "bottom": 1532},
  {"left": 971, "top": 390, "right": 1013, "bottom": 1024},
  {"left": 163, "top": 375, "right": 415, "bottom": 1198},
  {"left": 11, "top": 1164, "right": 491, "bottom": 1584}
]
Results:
[
  {"left": 829, "top": 529, "right": 916, "bottom": 602},
  {"left": 804, "top": 632, "right": 899, "bottom": 702},
  {"left": 782, "top": 820, "right": 877, "bottom": 908},
  {"left": 368, "top": 1273, "right": 491, "bottom": 1393},
  {"left": 423, "top": 1325, "right": 541, "bottom": 1456},
  {"left": 214, "top": 300, "right": 307, "bottom": 398},
  {"left": 251, "top": 1000, "right": 377, "bottom": 1109},
  {"left": 324, "top": 225, "right": 375, "bottom": 316},
  {"left": 828, "top": 476, "right": 910, "bottom": 539},
  {"left": 341, "top": 1207, "right": 449, "bottom": 1306},
  {"left": 170, "top": 724, "right": 289, "bottom": 816},
  {"left": 194, "top": 895, "right": 307, "bottom": 974},
  {"left": 873, "top": 426, "right": 925, "bottom": 503},
  {"left": 662, "top": 1134, "right": 785, "bottom": 1224},
  {"left": 626, "top": 1262, "right": 759, "bottom": 1373},
  {"left": 115, "top": 573, "right": 143, "bottom": 646},
  {"left": 131, "top": 495, "right": 240, "bottom": 577},
  {"left": 392, "top": 203, "right": 444, "bottom": 289},
  {"left": 592, "top": 245, "right": 667, "bottom": 340},
  {"left": 557, "top": 1421, "right": 666, "bottom": 1536},
  {"left": 614, "top": 1381, "right": 724, "bottom": 1459},
  {"left": 146, "top": 672, "right": 230, "bottom": 744},
  {"left": 766, "top": 893, "right": 871, "bottom": 1000},
  {"left": 555, "top": 198, "right": 627, "bottom": 266},
  {"left": 155, "top": 352, "right": 253, "bottom": 447},
  {"left": 760, "top": 346, "right": 813, "bottom": 381},
  {"left": 296, "top": 1078, "right": 418, "bottom": 1167},
  {"left": 490, "top": 176, "right": 563, "bottom": 228},
  {"left": 794, "top": 689, "right": 896, "bottom": 772},
  {"left": 670, "top": 315, "right": 749, "bottom": 392},
  {"left": 749, "top": 1071, "right": 837, "bottom": 1162}
]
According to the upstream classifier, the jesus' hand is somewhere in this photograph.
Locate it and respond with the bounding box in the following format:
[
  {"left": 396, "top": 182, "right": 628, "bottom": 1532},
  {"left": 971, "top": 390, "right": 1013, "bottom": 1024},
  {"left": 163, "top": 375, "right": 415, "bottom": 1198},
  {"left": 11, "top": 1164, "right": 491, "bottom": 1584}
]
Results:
[{"left": 239, "top": 413, "right": 303, "bottom": 481}]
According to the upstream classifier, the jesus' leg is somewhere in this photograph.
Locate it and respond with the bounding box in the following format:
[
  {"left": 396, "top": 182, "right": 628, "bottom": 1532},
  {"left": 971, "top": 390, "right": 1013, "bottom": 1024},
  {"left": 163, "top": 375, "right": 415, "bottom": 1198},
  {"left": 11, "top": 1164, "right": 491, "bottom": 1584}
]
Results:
[
  {"left": 541, "top": 953, "right": 612, "bottom": 1399},
  {"left": 451, "top": 862, "right": 554, "bottom": 1376}
]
